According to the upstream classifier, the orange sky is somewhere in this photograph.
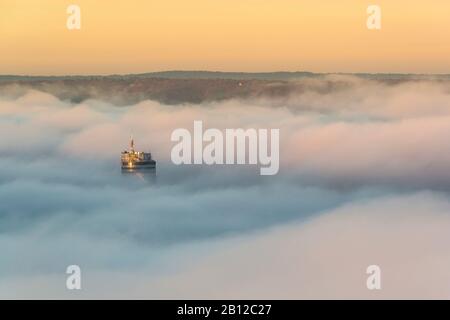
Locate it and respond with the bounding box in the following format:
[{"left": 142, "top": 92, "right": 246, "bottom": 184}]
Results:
[{"left": 1, "top": 0, "right": 450, "bottom": 75}]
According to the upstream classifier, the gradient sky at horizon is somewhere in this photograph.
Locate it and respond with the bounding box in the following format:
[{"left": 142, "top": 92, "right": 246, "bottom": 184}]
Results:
[{"left": 1, "top": 0, "right": 450, "bottom": 75}]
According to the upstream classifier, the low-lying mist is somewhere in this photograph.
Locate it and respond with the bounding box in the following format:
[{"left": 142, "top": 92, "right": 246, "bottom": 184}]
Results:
[{"left": 1, "top": 75, "right": 450, "bottom": 298}]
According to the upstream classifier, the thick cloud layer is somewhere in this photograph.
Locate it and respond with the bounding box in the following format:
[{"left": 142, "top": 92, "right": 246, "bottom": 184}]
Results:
[{"left": 1, "top": 75, "right": 450, "bottom": 298}]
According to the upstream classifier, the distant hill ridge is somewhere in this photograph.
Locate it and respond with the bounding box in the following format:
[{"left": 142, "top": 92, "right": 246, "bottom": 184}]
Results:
[
  {"left": 1, "top": 70, "right": 450, "bottom": 82},
  {"left": 1, "top": 71, "right": 450, "bottom": 105}
]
